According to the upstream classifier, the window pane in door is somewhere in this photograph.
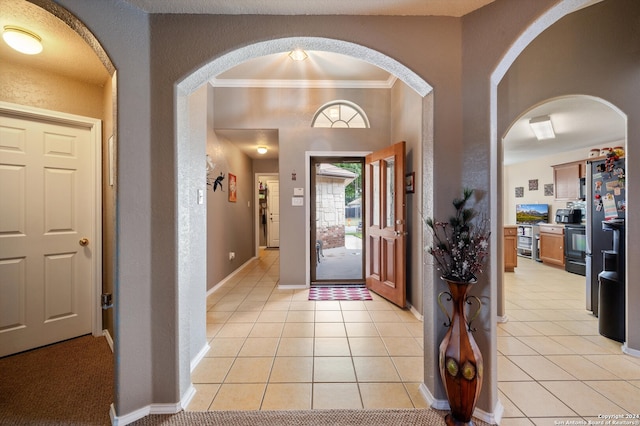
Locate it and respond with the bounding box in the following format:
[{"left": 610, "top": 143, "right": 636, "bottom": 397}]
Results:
[
  {"left": 372, "top": 162, "right": 380, "bottom": 227},
  {"left": 386, "top": 157, "right": 395, "bottom": 228}
]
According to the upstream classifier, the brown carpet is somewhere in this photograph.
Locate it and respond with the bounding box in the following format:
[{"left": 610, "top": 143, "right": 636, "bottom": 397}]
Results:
[
  {"left": 132, "top": 409, "right": 491, "bottom": 426},
  {"left": 0, "top": 334, "right": 113, "bottom": 426}
]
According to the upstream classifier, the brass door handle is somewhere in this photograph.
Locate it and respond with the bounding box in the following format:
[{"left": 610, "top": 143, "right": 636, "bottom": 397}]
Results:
[{"left": 79, "top": 238, "right": 89, "bottom": 247}]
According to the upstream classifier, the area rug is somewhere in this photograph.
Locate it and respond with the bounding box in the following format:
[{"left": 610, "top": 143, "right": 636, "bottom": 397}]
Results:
[{"left": 309, "top": 285, "right": 372, "bottom": 301}]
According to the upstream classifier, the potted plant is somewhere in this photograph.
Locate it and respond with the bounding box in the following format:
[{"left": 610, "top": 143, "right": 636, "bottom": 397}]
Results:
[{"left": 425, "top": 188, "right": 490, "bottom": 426}]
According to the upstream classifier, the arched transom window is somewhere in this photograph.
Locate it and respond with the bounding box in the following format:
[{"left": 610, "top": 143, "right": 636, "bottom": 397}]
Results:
[{"left": 311, "top": 101, "right": 370, "bottom": 128}]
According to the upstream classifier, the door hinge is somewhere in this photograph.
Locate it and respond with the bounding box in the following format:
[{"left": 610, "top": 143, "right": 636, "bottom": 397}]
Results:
[{"left": 101, "top": 293, "right": 114, "bottom": 310}]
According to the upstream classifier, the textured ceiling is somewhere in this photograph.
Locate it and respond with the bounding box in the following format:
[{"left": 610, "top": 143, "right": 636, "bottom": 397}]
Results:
[{"left": 122, "top": 0, "right": 497, "bottom": 17}]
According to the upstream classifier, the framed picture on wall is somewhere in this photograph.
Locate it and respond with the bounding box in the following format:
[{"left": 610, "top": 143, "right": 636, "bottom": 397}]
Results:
[
  {"left": 515, "top": 187, "right": 524, "bottom": 198},
  {"left": 405, "top": 172, "right": 415, "bottom": 194},
  {"left": 228, "top": 173, "right": 237, "bottom": 202}
]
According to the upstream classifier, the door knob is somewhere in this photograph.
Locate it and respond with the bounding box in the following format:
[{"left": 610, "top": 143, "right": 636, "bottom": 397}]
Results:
[{"left": 79, "top": 238, "right": 89, "bottom": 247}]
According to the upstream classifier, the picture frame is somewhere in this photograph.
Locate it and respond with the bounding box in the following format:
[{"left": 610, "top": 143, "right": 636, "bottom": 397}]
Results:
[
  {"left": 405, "top": 172, "right": 415, "bottom": 194},
  {"left": 228, "top": 173, "right": 237, "bottom": 202}
]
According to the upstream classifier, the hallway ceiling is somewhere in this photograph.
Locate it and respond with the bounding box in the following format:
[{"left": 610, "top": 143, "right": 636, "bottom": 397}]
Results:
[{"left": 2, "top": 1, "right": 624, "bottom": 164}]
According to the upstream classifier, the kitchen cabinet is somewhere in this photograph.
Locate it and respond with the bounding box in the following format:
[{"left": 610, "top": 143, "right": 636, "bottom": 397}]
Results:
[
  {"left": 539, "top": 224, "right": 564, "bottom": 266},
  {"left": 504, "top": 226, "right": 518, "bottom": 272},
  {"left": 553, "top": 161, "right": 584, "bottom": 200}
]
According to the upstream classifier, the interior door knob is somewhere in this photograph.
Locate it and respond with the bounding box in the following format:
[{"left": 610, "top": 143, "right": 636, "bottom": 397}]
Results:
[{"left": 79, "top": 238, "right": 89, "bottom": 247}]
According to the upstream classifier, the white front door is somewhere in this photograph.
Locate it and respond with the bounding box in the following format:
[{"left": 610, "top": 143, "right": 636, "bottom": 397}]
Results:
[
  {"left": 266, "top": 179, "right": 280, "bottom": 248},
  {"left": 0, "top": 109, "right": 97, "bottom": 357}
]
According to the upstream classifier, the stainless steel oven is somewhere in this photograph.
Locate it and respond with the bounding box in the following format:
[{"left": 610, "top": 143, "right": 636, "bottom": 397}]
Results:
[{"left": 565, "top": 224, "right": 586, "bottom": 275}]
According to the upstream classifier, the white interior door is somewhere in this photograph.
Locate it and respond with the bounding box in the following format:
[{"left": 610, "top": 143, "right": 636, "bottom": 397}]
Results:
[
  {"left": 0, "top": 111, "right": 96, "bottom": 357},
  {"left": 266, "top": 179, "right": 280, "bottom": 248}
]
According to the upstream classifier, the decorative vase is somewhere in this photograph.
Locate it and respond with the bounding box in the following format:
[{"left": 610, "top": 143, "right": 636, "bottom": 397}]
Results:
[{"left": 437, "top": 278, "right": 483, "bottom": 426}]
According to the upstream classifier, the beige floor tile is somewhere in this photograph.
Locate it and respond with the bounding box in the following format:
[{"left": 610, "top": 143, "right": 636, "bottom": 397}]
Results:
[
  {"left": 315, "top": 310, "right": 344, "bottom": 322},
  {"left": 345, "top": 322, "right": 379, "bottom": 337},
  {"left": 523, "top": 321, "right": 575, "bottom": 336},
  {"left": 391, "top": 357, "right": 424, "bottom": 382},
  {"left": 375, "top": 322, "right": 411, "bottom": 337},
  {"left": 312, "top": 383, "right": 362, "bottom": 409},
  {"left": 238, "top": 337, "right": 279, "bottom": 357},
  {"left": 497, "top": 336, "right": 538, "bottom": 356},
  {"left": 192, "top": 357, "right": 234, "bottom": 383},
  {"left": 206, "top": 311, "right": 232, "bottom": 324},
  {"left": 209, "top": 383, "right": 266, "bottom": 410},
  {"left": 186, "top": 383, "right": 220, "bottom": 411},
  {"left": 498, "top": 381, "right": 576, "bottom": 417},
  {"left": 314, "top": 337, "right": 351, "bottom": 356},
  {"left": 403, "top": 382, "right": 429, "bottom": 408},
  {"left": 498, "top": 355, "right": 533, "bottom": 382},
  {"left": 546, "top": 355, "right": 620, "bottom": 380},
  {"left": 348, "top": 337, "right": 389, "bottom": 356},
  {"left": 263, "top": 302, "right": 291, "bottom": 312},
  {"left": 216, "top": 322, "right": 254, "bottom": 338},
  {"left": 315, "top": 322, "right": 347, "bottom": 337},
  {"left": 554, "top": 320, "right": 598, "bottom": 336},
  {"left": 585, "top": 380, "right": 640, "bottom": 414},
  {"left": 315, "top": 301, "right": 341, "bottom": 311},
  {"left": 369, "top": 310, "right": 403, "bottom": 322},
  {"left": 516, "top": 336, "right": 574, "bottom": 355},
  {"left": 540, "top": 381, "right": 625, "bottom": 416},
  {"left": 256, "top": 310, "right": 288, "bottom": 323},
  {"left": 499, "top": 419, "right": 535, "bottom": 426},
  {"left": 405, "top": 322, "right": 423, "bottom": 338},
  {"left": 206, "top": 323, "right": 223, "bottom": 338},
  {"left": 281, "top": 322, "right": 315, "bottom": 337},
  {"left": 499, "top": 390, "right": 525, "bottom": 417},
  {"left": 289, "top": 301, "right": 315, "bottom": 310},
  {"left": 314, "top": 356, "right": 356, "bottom": 382},
  {"left": 548, "top": 335, "right": 614, "bottom": 355},
  {"left": 236, "top": 300, "right": 265, "bottom": 312},
  {"left": 506, "top": 310, "right": 547, "bottom": 322},
  {"left": 382, "top": 337, "right": 423, "bottom": 356},
  {"left": 359, "top": 382, "right": 413, "bottom": 408},
  {"left": 530, "top": 418, "right": 579, "bottom": 426},
  {"left": 269, "top": 357, "right": 313, "bottom": 382},
  {"left": 276, "top": 337, "right": 314, "bottom": 357},
  {"left": 248, "top": 322, "right": 284, "bottom": 338},
  {"left": 507, "top": 356, "right": 576, "bottom": 381},
  {"left": 205, "top": 338, "right": 245, "bottom": 357},
  {"left": 341, "top": 310, "right": 372, "bottom": 323},
  {"left": 286, "top": 310, "right": 315, "bottom": 323},
  {"left": 261, "top": 383, "right": 312, "bottom": 410},
  {"left": 498, "top": 322, "right": 544, "bottom": 337},
  {"left": 584, "top": 355, "right": 640, "bottom": 379},
  {"left": 340, "top": 300, "right": 367, "bottom": 311},
  {"left": 366, "top": 301, "right": 395, "bottom": 311},
  {"left": 225, "top": 357, "right": 273, "bottom": 383},
  {"left": 353, "top": 356, "right": 401, "bottom": 382}
]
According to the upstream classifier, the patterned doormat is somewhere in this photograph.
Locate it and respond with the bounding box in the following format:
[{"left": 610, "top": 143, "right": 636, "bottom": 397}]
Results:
[{"left": 309, "top": 285, "right": 372, "bottom": 301}]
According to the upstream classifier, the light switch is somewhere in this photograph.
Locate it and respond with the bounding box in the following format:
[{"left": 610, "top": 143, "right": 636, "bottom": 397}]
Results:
[
  {"left": 197, "top": 189, "right": 204, "bottom": 205},
  {"left": 292, "top": 197, "right": 303, "bottom": 206},
  {"left": 293, "top": 187, "right": 304, "bottom": 196}
]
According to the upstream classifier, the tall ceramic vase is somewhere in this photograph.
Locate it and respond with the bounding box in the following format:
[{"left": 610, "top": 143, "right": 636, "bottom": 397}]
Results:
[{"left": 437, "top": 278, "right": 483, "bottom": 426}]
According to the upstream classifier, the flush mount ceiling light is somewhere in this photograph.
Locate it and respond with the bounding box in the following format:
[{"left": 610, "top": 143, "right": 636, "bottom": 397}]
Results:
[
  {"left": 3, "top": 26, "right": 43, "bottom": 55},
  {"left": 257, "top": 146, "right": 268, "bottom": 155},
  {"left": 529, "top": 115, "right": 556, "bottom": 140},
  {"left": 288, "top": 48, "right": 308, "bottom": 61}
]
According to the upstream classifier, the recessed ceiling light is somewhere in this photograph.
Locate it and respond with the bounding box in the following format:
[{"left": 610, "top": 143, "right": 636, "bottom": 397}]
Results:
[
  {"left": 257, "top": 146, "right": 268, "bottom": 155},
  {"left": 288, "top": 48, "right": 308, "bottom": 61},
  {"left": 3, "top": 26, "right": 43, "bottom": 55}
]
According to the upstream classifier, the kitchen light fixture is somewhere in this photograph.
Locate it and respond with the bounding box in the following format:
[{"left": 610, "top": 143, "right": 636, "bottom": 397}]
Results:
[
  {"left": 529, "top": 115, "right": 555, "bottom": 140},
  {"left": 257, "top": 146, "right": 268, "bottom": 155},
  {"left": 3, "top": 26, "right": 43, "bottom": 55},
  {"left": 288, "top": 48, "right": 308, "bottom": 61}
]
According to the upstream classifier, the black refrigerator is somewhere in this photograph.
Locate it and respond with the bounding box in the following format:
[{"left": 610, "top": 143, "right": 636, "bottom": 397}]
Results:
[{"left": 585, "top": 156, "right": 626, "bottom": 316}]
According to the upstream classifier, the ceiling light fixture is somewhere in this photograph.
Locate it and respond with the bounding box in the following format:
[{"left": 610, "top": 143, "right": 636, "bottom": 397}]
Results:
[
  {"left": 288, "top": 48, "right": 308, "bottom": 61},
  {"left": 3, "top": 26, "right": 43, "bottom": 55},
  {"left": 529, "top": 115, "right": 556, "bottom": 140},
  {"left": 257, "top": 146, "right": 268, "bottom": 155}
]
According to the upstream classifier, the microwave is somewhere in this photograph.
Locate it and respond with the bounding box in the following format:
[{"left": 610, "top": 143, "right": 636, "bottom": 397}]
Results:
[{"left": 555, "top": 208, "right": 582, "bottom": 224}]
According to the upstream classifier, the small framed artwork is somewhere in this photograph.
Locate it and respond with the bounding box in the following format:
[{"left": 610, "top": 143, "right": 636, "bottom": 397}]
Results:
[
  {"left": 544, "top": 183, "right": 554, "bottom": 196},
  {"left": 529, "top": 179, "right": 538, "bottom": 191},
  {"left": 515, "top": 187, "right": 524, "bottom": 198},
  {"left": 228, "top": 173, "right": 237, "bottom": 202},
  {"left": 405, "top": 172, "right": 415, "bottom": 194}
]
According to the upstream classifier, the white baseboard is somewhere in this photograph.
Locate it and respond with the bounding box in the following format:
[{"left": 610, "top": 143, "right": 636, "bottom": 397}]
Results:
[
  {"left": 110, "top": 400, "right": 183, "bottom": 426},
  {"left": 622, "top": 342, "right": 640, "bottom": 358},
  {"left": 206, "top": 256, "right": 257, "bottom": 297},
  {"left": 278, "top": 284, "right": 308, "bottom": 290},
  {"left": 180, "top": 385, "right": 197, "bottom": 411},
  {"left": 407, "top": 303, "right": 424, "bottom": 321},
  {"left": 497, "top": 315, "right": 509, "bottom": 323},
  {"left": 102, "top": 329, "right": 114, "bottom": 352},
  {"left": 191, "top": 343, "right": 210, "bottom": 372},
  {"left": 419, "top": 383, "right": 449, "bottom": 410},
  {"left": 419, "top": 383, "right": 503, "bottom": 424}
]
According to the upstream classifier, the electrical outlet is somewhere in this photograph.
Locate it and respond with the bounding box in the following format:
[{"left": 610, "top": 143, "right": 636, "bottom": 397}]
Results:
[{"left": 229, "top": 252, "right": 235, "bottom": 260}]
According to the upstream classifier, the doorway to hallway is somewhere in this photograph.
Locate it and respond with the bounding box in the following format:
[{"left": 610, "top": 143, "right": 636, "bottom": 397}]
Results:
[{"left": 310, "top": 157, "right": 364, "bottom": 284}]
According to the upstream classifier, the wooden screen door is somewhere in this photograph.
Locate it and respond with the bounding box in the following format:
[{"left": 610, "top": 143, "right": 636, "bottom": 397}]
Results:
[{"left": 365, "top": 141, "right": 407, "bottom": 308}]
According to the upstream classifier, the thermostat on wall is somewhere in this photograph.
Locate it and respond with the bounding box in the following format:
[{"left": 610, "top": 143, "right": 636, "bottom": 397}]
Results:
[{"left": 293, "top": 188, "right": 304, "bottom": 196}]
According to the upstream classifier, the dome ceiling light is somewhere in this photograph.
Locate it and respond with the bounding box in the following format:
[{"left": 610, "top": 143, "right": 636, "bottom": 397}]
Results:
[
  {"left": 3, "top": 26, "right": 43, "bottom": 55},
  {"left": 257, "top": 146, "right": 268, "bottom": 155}
]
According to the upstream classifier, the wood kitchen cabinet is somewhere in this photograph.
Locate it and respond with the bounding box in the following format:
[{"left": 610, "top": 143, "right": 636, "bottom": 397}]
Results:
[
  {"left": 504, "top": 226, "right": 518, "bottom": 272},
  {"left": 553, "top": 161, "right": 584, "bottom": 200},
  {"left": 539, "top": 224, "right": 564, "bottom": 266}
]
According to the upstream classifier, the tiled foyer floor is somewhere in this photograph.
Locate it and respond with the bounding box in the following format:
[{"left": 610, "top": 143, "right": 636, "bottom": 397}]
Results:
[{"left": 188, "top": 249, "right": 640, "bottom": 424}]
